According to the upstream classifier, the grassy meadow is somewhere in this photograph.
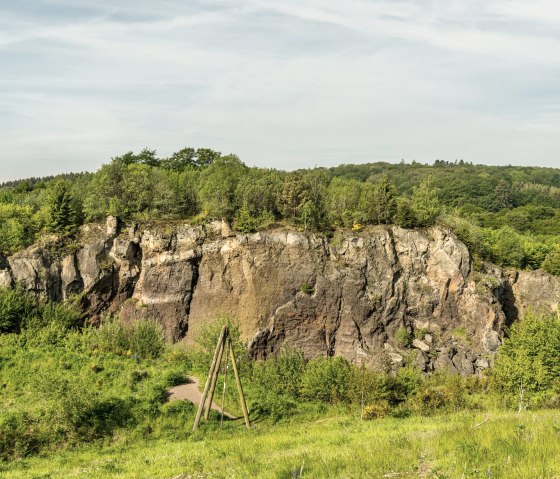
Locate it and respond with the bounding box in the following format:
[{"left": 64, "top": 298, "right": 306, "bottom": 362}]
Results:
[{"left": 3, "top": 409, "right": 560, "bottom": 478}]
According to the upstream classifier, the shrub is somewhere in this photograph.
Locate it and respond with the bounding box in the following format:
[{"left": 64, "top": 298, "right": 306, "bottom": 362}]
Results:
[
  {"left": 362, "top": 401, "right": 390, "bottom": 420},
  {"left": 408, "top": 373, "right": 467, "bottom": 415},
  {"left": 250, "top": 393, "right": 298, "bottom": 423},
  {"left": 543, "top": 247, "right": 560, "bottom": 276},
  {"left": 387, "top": 365, "right": 423, "bottom": 404},
  {"left": 0, "top": 288, "right": 38, "bottom": 333},
  {"left": 348, "top": 365, "right": 392, "bottom": 407},
  {"left": 89, "top": 315, "right": 130, "bottom": 355},
  {"left": 252, "top": 348, "right": 306, "bottom": 398},
  {"left": 193, "top": 316, "right": 249, "bottom": 374},
  {"left": 301, "top": 356, "right": 352, "bottom": 403},
  {"left": 161, "top": 400, "right": 194, "bottom": 417},
  {"left": 129, "top": 319, "right": 165, "bottom": 359},
  {"left": 394, "top": 326, "right": 411, "bottom": 348},
  {"left": 251, "top": 348, "right": 306, "bottom": 421},
  {"left": 0, "top": 412, "right": 43, "bottom": 460},
  {"left": 41, "top": 301, "right": 81, "bottom": 331},
  {"left": 300, "top": 282, "right": 315, "bottom": 295},
  {"left": 493, "top": 312, "right": 560, "bottom": 399}
]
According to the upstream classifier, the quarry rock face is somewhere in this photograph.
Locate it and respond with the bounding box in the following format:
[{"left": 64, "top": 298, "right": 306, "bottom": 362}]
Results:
[{"left": 2, "top": 218, "right": 559, "bottom": 374}]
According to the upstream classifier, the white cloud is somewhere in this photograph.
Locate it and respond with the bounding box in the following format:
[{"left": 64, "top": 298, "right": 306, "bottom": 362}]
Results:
[{"left": 1, "top": 0, "right": 560, "bottom": 180}]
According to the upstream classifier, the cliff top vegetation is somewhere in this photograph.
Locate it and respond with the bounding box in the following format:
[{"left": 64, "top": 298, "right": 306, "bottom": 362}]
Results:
[{"left": 2, "top": 148, "right": 560, "bottom": 274}]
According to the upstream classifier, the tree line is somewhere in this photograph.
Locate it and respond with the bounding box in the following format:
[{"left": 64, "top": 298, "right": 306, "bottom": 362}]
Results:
[{"left": 1, "top": 148, "right": 560, "bottom": 274}]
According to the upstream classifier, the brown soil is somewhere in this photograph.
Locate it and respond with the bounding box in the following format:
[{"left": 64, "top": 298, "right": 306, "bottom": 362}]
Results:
[{"left": 167, "top": 376, "right": 237, "bottom": 420}]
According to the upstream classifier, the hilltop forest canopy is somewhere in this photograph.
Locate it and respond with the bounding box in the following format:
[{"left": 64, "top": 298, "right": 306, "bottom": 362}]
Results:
[{"left": 1, "top": 148, "right": 560, "bottom": 275}]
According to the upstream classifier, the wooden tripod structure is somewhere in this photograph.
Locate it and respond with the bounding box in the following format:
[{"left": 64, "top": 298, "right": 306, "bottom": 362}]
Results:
[{"left": 192, "top": 325, "right": 251, "bottom": 431}]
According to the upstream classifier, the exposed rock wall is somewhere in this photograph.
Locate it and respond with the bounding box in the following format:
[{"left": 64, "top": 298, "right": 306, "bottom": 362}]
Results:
[{"left": 1, "top": 218, "right": 559, "bottom": 375}]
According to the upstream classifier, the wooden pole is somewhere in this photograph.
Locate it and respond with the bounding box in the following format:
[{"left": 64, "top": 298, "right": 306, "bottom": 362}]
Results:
[
  {"left": 204, "top": 328, "right": 226, "bottom": 420},
  {"left": 193, "top": 325, "right": 227, "bottom": 431},
  {"left": 229, "top": 342, "right": 251, "bottom": 429},
  {"left": 220, "top": 336, "right": 230, "bottom": 427}
]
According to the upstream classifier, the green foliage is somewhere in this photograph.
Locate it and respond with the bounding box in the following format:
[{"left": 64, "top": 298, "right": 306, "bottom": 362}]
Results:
[
  {"left": 89, "top": 316, "right": 165, "bottom": 360},
  {"left": 0, "top": 411, "right": 42, "bottom": 461},
  {"left": 45, "top": 180, "right": 78, "bottom": 234},
  {"left": 0, "top": 288, "right": 38, "bottom": 333},
  {"left": 301, "top": 356, "right": 352, "bottom": 403},
  {"left": 410, "top": 177, "right": 441, "bottom": 226},
  {"left": 192, "top": 316, "right": 248, "bottom": 374},
  {"left": 40, "top": 301, "right": 81, "bottom": 331},
  {"left": 489, "top": 226, "right": 526, "bottom": 268},
  {"left": 394, "top": 326, "right": 411, "bottom": 348},
  {"left": 408, "top": 373, "right": 467, "bottom": 414},
  {"left": 4, "top": 150, "right": 560, "bottom": 276},
  {"left": 89, "top": 316, "right": 130, "bottom": 355},
  {"left": 394, "top": 197, "right": 416, "bottom": 228},
  {"left": 361, "top": 401, "right": 390, "bottom": 420},
  {"left": 493, "top": 312, "right": 560, "bottom": 399},
  {"left": 198, "top": 155, "right": 248, "bottom": 220},
  {"left": 251, "top": 349, "right": 306, "bottom": 421},
  {"left": 0, "top": 203, "right": 37, "bottom": 254},
  {"left": 234, "top": 202, "right": 259, "bottom": 233},
  {"left": 129, "top": 319, "right": 165, "bottom": 359},
  {"left": 542, "top": 247, "right": 560, "bottom": 275},
  {"left": 299, "top": 281, "right": 315, "bottom": 295}
]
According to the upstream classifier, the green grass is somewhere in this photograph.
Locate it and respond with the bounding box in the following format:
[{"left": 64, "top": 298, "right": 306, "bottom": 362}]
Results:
[{"left": 2, "top": 410, "right": 560, "bottom": 478}]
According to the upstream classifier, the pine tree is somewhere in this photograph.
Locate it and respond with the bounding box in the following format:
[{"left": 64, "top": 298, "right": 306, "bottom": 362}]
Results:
[
  {"left": 46, "top": 180, "right": 77, "bottom": 234},
  {"left": 235, "top": 202, "right": 258, "bottom": 233}
]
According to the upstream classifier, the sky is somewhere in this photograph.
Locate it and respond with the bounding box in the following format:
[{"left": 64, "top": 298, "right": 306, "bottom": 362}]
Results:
[{"left": 1, "top": 0, "right": 560, "bottom": 180}]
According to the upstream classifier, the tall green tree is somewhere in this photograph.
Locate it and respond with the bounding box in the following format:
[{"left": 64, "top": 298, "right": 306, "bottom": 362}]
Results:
[
  {"left": 411, "top": 177, "right": 441, "bottom": 227},
  {"left": 45, "top": 180, "right": 77, "bottom": 234},
  {"left": 198, "top": 155, "right": 248, "bottom": 220}
]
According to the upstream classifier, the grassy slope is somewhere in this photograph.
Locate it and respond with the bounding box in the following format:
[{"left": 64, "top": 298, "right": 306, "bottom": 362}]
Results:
[{"left": 3, "top": 410, "right": 560, "bottom": 479}]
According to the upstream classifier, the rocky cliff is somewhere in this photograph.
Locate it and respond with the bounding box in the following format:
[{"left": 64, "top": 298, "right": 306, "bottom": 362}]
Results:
[{"left": 1, "top": 217, "right": 559, "bottom": 375}]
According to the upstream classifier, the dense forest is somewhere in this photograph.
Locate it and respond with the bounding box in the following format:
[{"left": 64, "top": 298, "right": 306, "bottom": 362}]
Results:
[{"left": 2, "top": 148, "right": 560, "bottom": 274}]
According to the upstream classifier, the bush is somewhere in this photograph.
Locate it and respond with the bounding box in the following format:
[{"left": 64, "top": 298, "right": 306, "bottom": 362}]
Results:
[
  {"left": 90, "top": 316, "right": 130, "bottom": 355},
  {"left": 0, "top": 412, "right": 43, "bottom": 460},
  {"left": 41, "top": 301, "right": 81, "bottom": 331},
  {"left": 193, "top": 316, "right": 249, "bottom": 374},
  {"left": 161, "top": 400, "right": 194, "bottom": 417},
  {"left": 250, "top": 393, "right": 298, "bottom": 423},
  {"left": 251, "top": 348, "right": 306, "bottom": 421},
  {"left": 348, "top": 365, "right": 392, "bottom": 407},
  {"left": 129, "top": 319, "right": 165, "bottom": 359},
  {"left": 252, "top": 348, "right": 306, "bottom": 398},
  {"left": 0, "top": 288, "right": 38, "bottom": 333},
  {"left": 394, "top": 327, "right": 411, "bottom": 348},
  {"left": 543, "top": 247, "right": 560, "bottom": 276},
  {"left": 301, "top": 356, "right": 352, "bottom": 403},
  {"left": 362, "top": 401, "right": 390, "bottom": 420},
  {"left": 407, "top": 373, "right": 467, "bottom": 415},
  {"left": 493, "top": 312, "right": 560, "bottom": 399}
]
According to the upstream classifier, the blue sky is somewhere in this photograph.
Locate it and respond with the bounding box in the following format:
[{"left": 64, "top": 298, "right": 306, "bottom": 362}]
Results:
[{"left": 1, "top": 1, "right": 560, "bottom": 180}]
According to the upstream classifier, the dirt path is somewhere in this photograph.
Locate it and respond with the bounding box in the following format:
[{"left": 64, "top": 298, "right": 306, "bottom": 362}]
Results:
[{"left": 167, "top": 376, "right": 237, "bottom": 420}]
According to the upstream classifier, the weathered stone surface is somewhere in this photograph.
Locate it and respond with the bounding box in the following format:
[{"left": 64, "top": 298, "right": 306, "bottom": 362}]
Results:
[
  {"left": 412, "top": 339, "right": 431, "bottom": 352},
  {"left": 4, "top": 220, "right": 560, "bottom": 374}
]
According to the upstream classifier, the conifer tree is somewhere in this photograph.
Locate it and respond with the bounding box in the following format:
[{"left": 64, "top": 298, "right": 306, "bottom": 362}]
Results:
[{"left": 46, "top": 180, "right": 77, "bottom": 234}]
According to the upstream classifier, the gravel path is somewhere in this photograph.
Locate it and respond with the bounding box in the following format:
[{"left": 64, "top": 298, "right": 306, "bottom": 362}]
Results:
[{"left": 167, "top": 376, "right": 237, "bottom": 419}]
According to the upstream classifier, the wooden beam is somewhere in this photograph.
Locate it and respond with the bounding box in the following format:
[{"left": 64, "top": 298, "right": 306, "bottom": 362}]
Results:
[
  {"left": 229, "top": 341, "right": 251, "bottom": 429},
  {"left": 220, "top": 336, "right": 230, "bottom": 427},
  {"left": 192, "top": 325, "right": 227, "bottom": 431},
  {"left": 204, "top": 329, "right": 226, "bottom": 420}
]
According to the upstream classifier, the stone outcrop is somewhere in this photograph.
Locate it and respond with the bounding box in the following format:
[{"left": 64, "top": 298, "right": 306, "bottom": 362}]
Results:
[{"left": 1, "top": 217, "right": 559, "bottom": 375}]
